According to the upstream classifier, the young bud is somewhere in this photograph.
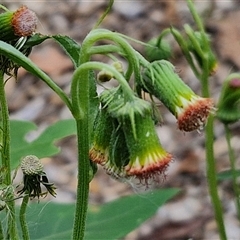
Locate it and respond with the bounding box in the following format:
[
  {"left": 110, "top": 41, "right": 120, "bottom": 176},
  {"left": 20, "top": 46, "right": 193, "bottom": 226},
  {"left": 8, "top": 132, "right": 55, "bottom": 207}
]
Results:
[{"left": 145, "top": 37, "right": 172, "bottom": 62}]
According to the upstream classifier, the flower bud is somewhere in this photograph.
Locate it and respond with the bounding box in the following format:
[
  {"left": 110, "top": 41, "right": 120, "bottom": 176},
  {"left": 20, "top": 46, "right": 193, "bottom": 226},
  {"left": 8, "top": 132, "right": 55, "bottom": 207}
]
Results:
[
  {"left": 89, "top": 108, "right": 114, "bottom": 165},
  {"left": 143, "top": 60, "right": 215, "bottom": 132},
  {"left": 119, "top": 110, "right": 172, "bottom": 182},
  {"left": 145, "top": 37, "right": 172, "bottom": 62},
  {"left": 97, "top": 70, "right": 113, "bottom": 82},
  {"left": 186, "top": 30, "right": 217, "bottom": 75},
  {"left": 217, "top": 73, "right": 240, "bottom": 124}
]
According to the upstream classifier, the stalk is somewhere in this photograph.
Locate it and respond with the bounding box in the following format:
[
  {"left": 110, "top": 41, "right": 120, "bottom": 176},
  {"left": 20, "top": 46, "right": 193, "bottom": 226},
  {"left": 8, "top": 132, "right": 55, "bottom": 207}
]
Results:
[
  {"left": 0, "top": 71, "right": 18, "bottom": 239},
  {"left": 224, "top": 124, "right": 240, "bottom": 220},
  {"left": 19, "top": 195, "right": 30, "bottom": 240}
]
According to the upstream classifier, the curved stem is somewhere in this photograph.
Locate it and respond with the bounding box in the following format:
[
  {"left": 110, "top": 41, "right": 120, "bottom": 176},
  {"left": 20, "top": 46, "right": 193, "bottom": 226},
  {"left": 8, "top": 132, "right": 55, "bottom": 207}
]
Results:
[
  {"left": 72, "top": 43, "right": 91, "bottom": 240},
  {"left": 83, "top": 29, "right": 141, "bottom": 85},
  {"left": 224, "top": 124, "right": 240, "bottom": 220},
  {"left": 19, "top": 195, "right": 30, "bottom": 240},
  {"left": 0, "top": 71, "right": 18, "bottom": 239},
  {"left": 71, "top": 61, "right": 135, "bottom": 119}
]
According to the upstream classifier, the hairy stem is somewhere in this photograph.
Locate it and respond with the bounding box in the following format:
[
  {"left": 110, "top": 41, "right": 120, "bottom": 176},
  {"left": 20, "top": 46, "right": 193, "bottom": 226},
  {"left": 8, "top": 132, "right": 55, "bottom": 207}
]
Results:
[
  {"left": 205, "top": 115, "right": 227, "bottom": 240},
  {"left": 0, "top": 71, "right": 18, "bottom": 239},
  {"left": 19, "top": 195, "right": 30, "bottom": 240}
]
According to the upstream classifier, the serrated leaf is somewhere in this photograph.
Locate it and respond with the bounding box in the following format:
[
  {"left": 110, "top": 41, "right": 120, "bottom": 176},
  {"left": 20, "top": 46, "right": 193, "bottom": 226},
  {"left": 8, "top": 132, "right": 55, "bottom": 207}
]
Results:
[
  {"left": 21, "top": 188, "right": 180, "bottom": 239},
  {"left": 51, "top": 35, "right": 81, "bottom": 68},
  {"left": 6, "top": 119, "right": 76, "bottom": 169}
]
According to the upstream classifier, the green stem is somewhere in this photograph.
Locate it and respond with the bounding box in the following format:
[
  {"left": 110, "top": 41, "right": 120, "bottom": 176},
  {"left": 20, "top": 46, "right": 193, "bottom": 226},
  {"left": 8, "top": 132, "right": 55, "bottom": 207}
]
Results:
[
  {"left": 0, "top": 71, "right": 18, "bottom": 239},
  {"left": 92, "top": 0, "right": 114, "bottom": 29},
  {"left": 224, "top": 124, "right": 240, "bottom": 220},
  {"left": 71, "top": 42, "right": 91, "bottom": 240},
  {"left": 83, "top": 29, "right": 141, "bottom": 85},
  {"left": 170, "top": 27, "right": 201, "bottom": 79},
  {"left": 19, "top": 195, "right": 30, "bottom": 240},
  {"left": 205, "top": 115, "right": 227, "bottom": 240},
  {"left": 201, "top": 53, "right": 227, "bottom": 240},
  {"left": 71, "top": 61, "right": 135, "bottom": 119},
  {"left": 187, "top": 0, "right": 209, "bottom": 52},
  {"left": 0, "top": 220, "right": 4, "bottom": 240}
]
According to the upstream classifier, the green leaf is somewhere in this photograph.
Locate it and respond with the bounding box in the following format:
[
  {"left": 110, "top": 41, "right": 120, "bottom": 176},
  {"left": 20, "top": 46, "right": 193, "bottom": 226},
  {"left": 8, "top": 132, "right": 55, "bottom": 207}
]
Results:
[
  {"left": 51, "top": 35, "right": 81, "bottom": 68},
  {"left": 217, "top": 169, "right": 240, "bottom": 181},
  {"left": 21, "top": 188, "right": 180, "bottom": 239},
  {"left": 24, "top": 34, "right": 50, "bottom": 48},
  {"left": 5, "top": 119, "right": 76, "bottom": 169}
]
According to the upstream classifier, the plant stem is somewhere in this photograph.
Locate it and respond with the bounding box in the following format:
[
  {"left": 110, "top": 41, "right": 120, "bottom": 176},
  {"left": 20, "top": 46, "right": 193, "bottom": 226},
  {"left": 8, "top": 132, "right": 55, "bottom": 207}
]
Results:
[
  {"left": 224, "top": 124, "right": 240, "bottom": 220},
  {"left": 0, "top": 71, "right": 18, "bottom": 239},
  {"left": 205, "top": 115, "right": 227, "bottom": 240},
  {"left": 0, "top": 220, "right": 4, "bottom": 240},
  {"left": 202, "top": 56, "right": 227, "bottom": 240},
  {"left": 72, "top": 42, "right": 91, "bottom": 240},
  {"left": 19, "top": 195, "right": 30, "bottom": 240}
]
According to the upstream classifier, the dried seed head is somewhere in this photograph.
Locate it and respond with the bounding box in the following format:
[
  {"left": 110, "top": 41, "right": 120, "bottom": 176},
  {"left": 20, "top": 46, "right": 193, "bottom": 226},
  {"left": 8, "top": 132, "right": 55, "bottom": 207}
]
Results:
[
  {"left": 11, "top": 6, "right": 37, "bottom": 37},
  {"left": 21, "top": 155, "right": 43, "bottom": 175}
]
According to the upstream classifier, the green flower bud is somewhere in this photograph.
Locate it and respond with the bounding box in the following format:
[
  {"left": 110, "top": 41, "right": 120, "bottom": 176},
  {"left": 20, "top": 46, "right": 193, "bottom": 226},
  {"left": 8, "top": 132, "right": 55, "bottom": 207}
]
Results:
[
  {"left": 143, "top": 60, "right": 215, "bottom": 132},
  {"left": 103, "top": 88, "right": 152, "bottom": 139},
  {"left": 0, "top": 6, "right": 37, "bottom": 42},
  {"left": 112, "top": 61, "right": 124, "bottom": 74},
  {"left": 186, "top": 30, "right": 217, "bottom": 75},
  {"left": 119, "top": 110, "right": 172, "bottom": 181},
  {"left": 145, "top": 37, "right": 172, "bottom": 62},
  {"left": 89, "top": 108, "right": 114, "bottom": 165},
  {"left": 217, "top": 73, "right": 240, "bottom": 124},
  {"left": 97, "top": 70, "right": 113, "bottom": 82}
]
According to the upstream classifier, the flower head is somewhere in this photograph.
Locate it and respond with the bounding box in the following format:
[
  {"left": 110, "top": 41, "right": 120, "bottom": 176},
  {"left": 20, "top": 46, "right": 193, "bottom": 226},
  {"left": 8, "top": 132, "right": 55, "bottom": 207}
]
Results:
[
  {"left": 18, "top": 155, "right": 56, "bottom": 199},
  {"left": 0, "top": 6, "right": 37, "bottom": 42},
  {"left": 118, "top": 107, "right": 173, "bottom": 183},
  {"left": 176, "top": 95, "right": 214, "bottom": 132},
  {"left": 217, "top": 73, "right": 240, "bottom": 124},
  {"left": 142, "top": 60, "right": 215, "bottom": 132}
]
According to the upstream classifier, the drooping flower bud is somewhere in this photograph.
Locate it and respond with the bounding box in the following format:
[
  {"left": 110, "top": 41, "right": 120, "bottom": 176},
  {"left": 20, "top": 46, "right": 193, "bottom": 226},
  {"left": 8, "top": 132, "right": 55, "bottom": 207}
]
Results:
[
  {"left": 217, "top": 73, "right": 240, "bottom": 124},
  {"left": 89, "top": 108, "right": 114, "bottom": 165},
  {"left": 101, "top": 87, "right": 172, "bottom": 182},
  {"left": 0, "top": 6, "right": 37, "bottom": 42},
  {"left": 119, "top": 109, "right": 172, "bottom": 182},
  {"left": 143, "top": 60, "right": 215, "bottom": 132}
]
